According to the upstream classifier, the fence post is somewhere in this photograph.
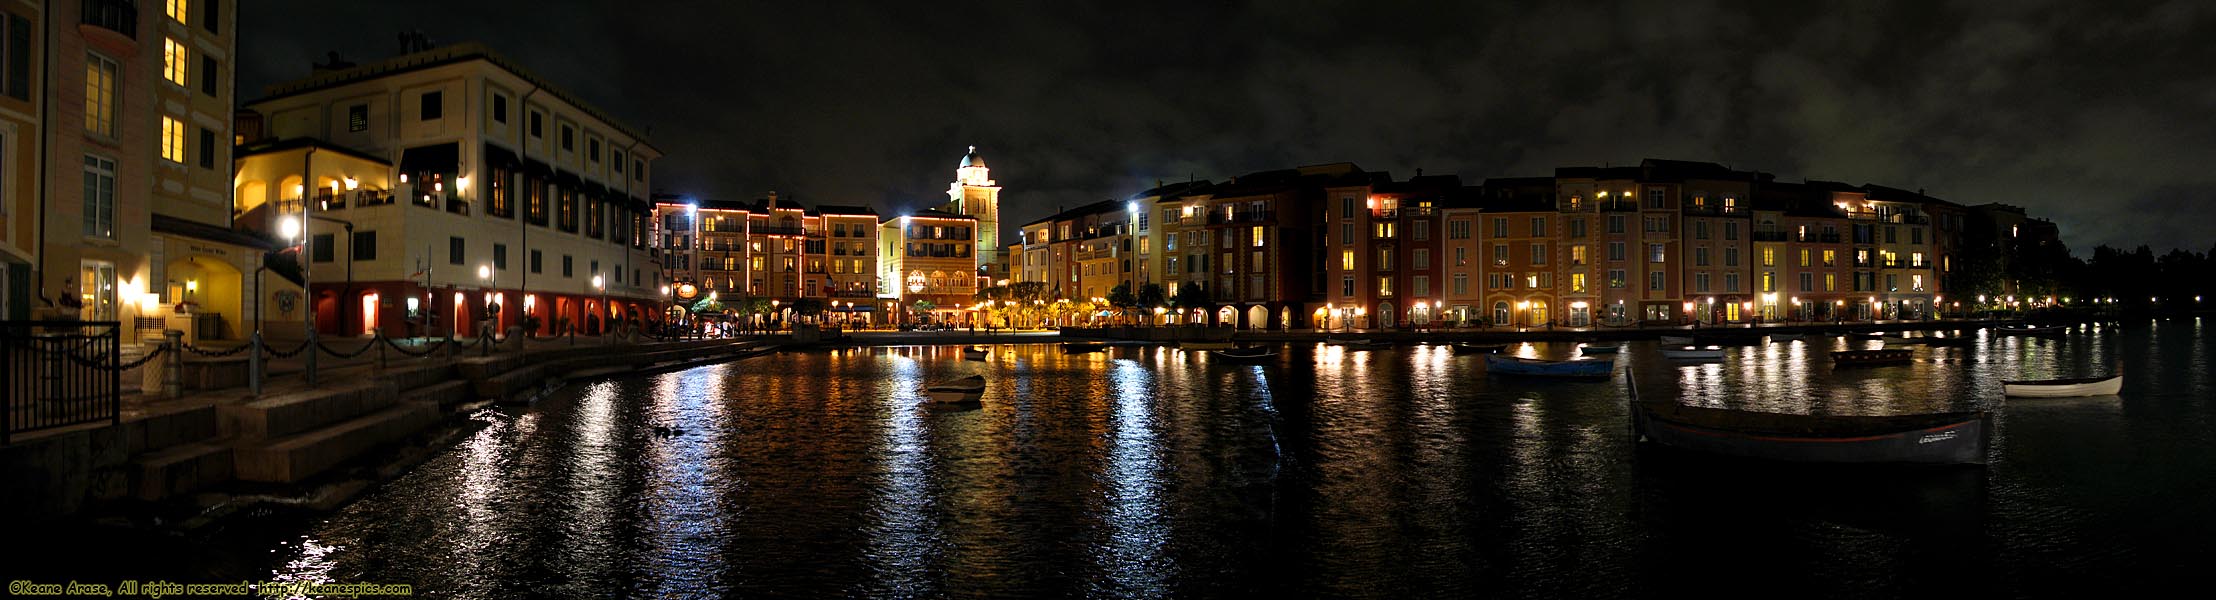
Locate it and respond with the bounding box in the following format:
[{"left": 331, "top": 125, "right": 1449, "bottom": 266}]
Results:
[
  {"left": 446, "top": 331, "right": 456, "bottom": 361},
  {"left": 250, "top": 331, "right": 264, "bottom": 396},
  {"left": 481, "top": 322, "right": 492, "bottom": 357},
  {"left": 162, "top": 330, "right": 184, "bottom": 399},
  {"left": 374, "top": 327, "right": 387, "bottom": 370},
  {"left": 305, "top": 327, "right": 320, "bottom": 386}
]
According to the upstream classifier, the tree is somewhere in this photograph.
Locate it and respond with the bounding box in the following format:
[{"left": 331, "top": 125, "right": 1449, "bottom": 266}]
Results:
[
  {"left": 1171, "top": 283, "right": 1211, "bottom": 324},
  {"left": 792, "top": 297, "right": 827, "bottom": 320},
  {"left": 1107, "top": 281, "right": 1139, "bottom": 325},
  {"left": 1136, "top": 283, "right": 1167, "bottom": 326}
]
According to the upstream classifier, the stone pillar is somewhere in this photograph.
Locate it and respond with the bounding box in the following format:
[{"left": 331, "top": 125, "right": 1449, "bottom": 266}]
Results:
[{"left": 161, "top": 330, "right": 184, "bottom": 398}]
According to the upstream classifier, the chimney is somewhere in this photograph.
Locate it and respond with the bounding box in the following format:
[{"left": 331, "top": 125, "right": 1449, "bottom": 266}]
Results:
[{"left": 311, "top": 51, "right": 355, "bottom": 74}]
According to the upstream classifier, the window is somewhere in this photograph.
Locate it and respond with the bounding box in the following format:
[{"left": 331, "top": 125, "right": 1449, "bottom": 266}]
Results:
[
  {"left": 1609, "top": 269, "right": 1627, "bottom": 288},
  {"left": 346, "top": 104, "right": 368, "bottom": 132},
  {"left": 1493, "top": 218, "right": 1507, "bottom": 238},
  {"left": 82, "top": 155, "right": 116, "bottom": 238},
  {"left": 1798, "top": 249, "right": 1810, "bottom": 267},
  {"left": 1912, "top": 274, "right": 1925, "bottom": 292},
  {"left": 1450, "top": 220, "right": 1470, "bottom": 239},
  {"left": 493, "top": 243, "right": 508, "bottom": 270},
  {"left": 561, "top": 125, "right": 574, "bottom": 151},
  {"left": 197, "top": 127, "right": 215, "bottom": 169},
  {"left": 421, "top": 91, "right": 442, "bottom": 120},
  {"left": 1800, "top": 272, "right": 1812, "bottom": 292},
  {"left": 1695, "top": 273, "right": 1710, "bottom": 293},
  {"left": 1762, "top": 248, "right": 1776, "bottom": 267},
  {"left": 1724, "top": 222, "right": 1739, "bottom": 240},
  {"left": 353, "top": 231, "right": 377, "bottom": 261},
  {"left": 1644, "top": 187, "right": 1665, "bottom": 209},
  {"left": 1571, "top": 245, "right": 1588, "bottom": 265},
  {"left": 1822, "top": 250, "right": 1836, "bottom": 267},
  {"left": 1378, "top": 277, "right": 1393, "bottom": 296},
  {"left": 1694, "top": 247, "right": 1710, "bottom": 266},
  {"left": 529, "top": 111, "right": 543, "bottom": 138},
  {"left": 1413, "top": 221, "right": 1429, "bottom": 241},
  {"left": 1825, "top": 273, "right": 1836, "bottom": 292},
  {"left": 1650, "top": 244, "right": 1667, "bottom": 263},
  {"left": 1571, "top": 273, "right": 1586, "bottom": 292},
  {"left": 492, "top": 94, "right": 508, "bottom": 124},
  {"left": 1529, "top": 243, "right": 1547, "bottom": 265},
  {"left": 1454, "top": 247, "right": 1467, "bottom": 266},
  {"left": 1530, "top": 217, "right": 1547, "bottom": 236},
  {"left": 1608, "top": 242, "right": 1626, "bottom": 261},
  {"left": 1414, "top": 249, "right": 1429, "bottom": 269},
  {"left": 1725, "top": 273, "right": 1739, "bottom": 292},
  {"left": 1650, "top": 271, "right": 1666, "bottom": 291},
  {"left": 448, "top": 237, "right": 464, "bottom": 265},
  {"left": 1724, "top": 247, "right": 1738, "bottom": 267},
  {"left": 85, "top": 53, "right": 119, "bottom": 137},
  {"left": 1341, "top": 251, "right": 1354, "bottom": 271},
  {"left": 1569, "top": 218, "right": 1587, "bottom": 238},
  {"left": 1492, "top": 244, "right": 1508, "bottom": 266},
  {"left": 1341, "top": 223, "right": 1354, "bottom": 245},
  {"left": 199, "top": 55, "right": 217, "bottom": 96},
  {"left": 531, "top": 250, "right": 542, "bottom": 273},
  {"left": 589, "top": 138, "right": 601, "bottom": 162},
  {"left": 1341, "top": 197, "right": 1356, "bottom": 218},
  {"left": 167, "top": 0, "right": 187, "bottom": 22},
  {"left": 1885, "top": 226, "right": 1898, "bottom": 244},
  {"left": 635, "top": 160, "right": 645, "bottom": 180},
  {"left": 563, "top": 255, "right": 574, "bottom": 277},
  {"left": 163, "top": 38, "right": 186, "bottom": 85},
  {"left": 1694, "top": 221, "right": 1709, "bottom": 239},
  {"left": 159, "top": 116, "right": 185, "bottom": 163},
  {"left": 1453, "top": 273, "right": 1469, "bottom": 295},
  {"left": 311, "top": 234, "right": 334, "bottom": 263},
  {"left": 1413, "top": 276, "right": 1430, "bottom": 297},
  {"left": 1342, "top": 276, "right": 1355, "bottom": 298},
  {"left": 1912, "top": 228, "right": 1924, "bottom": 245},
  {"left": 1761, "top": 272, "right": 1775, "bottom": 292},
  {"left": 1912, "top": 252, "right": 1925, "bottom": 267},
  {"left": 203, "top": 0, "right": 218, "bottom": 33},
  {"left": 1608, "top": 215, "right": 1626, "bottom": 234},
  {"left": 3, "top": 13, "right": 26, "bottom": 101},
  {"left": 1251, "top": 226, "right": 1265, "bottom": 247}
]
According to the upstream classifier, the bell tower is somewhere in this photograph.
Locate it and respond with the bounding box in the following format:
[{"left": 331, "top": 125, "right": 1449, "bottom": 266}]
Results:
[{"left": 944, "top": 146, "right": 1002, "bottom": 269}]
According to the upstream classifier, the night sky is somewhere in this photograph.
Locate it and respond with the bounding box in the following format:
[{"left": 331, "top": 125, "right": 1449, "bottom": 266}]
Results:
[{"left": 240, "top": 1, "right": 2216, "bottom": 254}]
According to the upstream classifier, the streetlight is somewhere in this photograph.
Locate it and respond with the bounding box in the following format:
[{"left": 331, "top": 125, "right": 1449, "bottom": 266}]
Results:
[
  {"left": 591, "top": 274, "right": 606, "bottom": 337},
  {"left": 478, "top": 265, "right": 494, "bottom": 339}
]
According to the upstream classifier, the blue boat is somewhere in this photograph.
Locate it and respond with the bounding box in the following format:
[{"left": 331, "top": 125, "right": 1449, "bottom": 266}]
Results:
[{"left": 1484, "top": 354, "right": 1613, "bottom": 380}]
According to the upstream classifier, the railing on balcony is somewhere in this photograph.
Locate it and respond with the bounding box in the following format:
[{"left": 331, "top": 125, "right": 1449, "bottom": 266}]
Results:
[
  {"left": 833, "top": 290, "right": 876, "bottom": 299},
  {"left": 447, "top": 197, "right": 471, "bottom": 216},
  {"left": 1206, "top": 210, "right": 1274, "bottom": 225},
  {"left": 1375, "top": 208, "right": 1399, "bottom": 219},
  {"left": 357, "top": 190, "right": 395, "bottom": 207},
  {"left": 1843, "top": 210, "right": 1929, "bottom": 224},
  {"left": 1752, "top": 230, "right": 1788, "bottom": 242},
  {"left": 754, "top": 225, "right": 806, "bottom": 236},
  {"left": 1600, "top": 200, "right": 1639, "bottom": 212},
  {"left": 1683, "top": 205, "right": 1744, "bottom": 216},
  {"left": 82, "top": 0, "right": 137, "bottom": 38}
]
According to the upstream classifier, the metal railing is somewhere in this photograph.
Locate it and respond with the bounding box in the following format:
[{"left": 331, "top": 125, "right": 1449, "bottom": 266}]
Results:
[{"left": 3, "top": 321, "right": 122, "bottom": 444}]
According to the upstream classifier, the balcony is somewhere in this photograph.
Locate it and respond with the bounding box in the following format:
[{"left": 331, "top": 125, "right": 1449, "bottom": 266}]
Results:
[
  {"left": 1206, "top": 210, "right": 1274, "bottom": 225},
  {"left": 1752, "top": 231, "right": 1788, "bottom": 242},
  {"left": 1599, "top": 200, "right": 1639, "bottom": 212},
  {"left": 754, "top": 225, "right": 807, "bottom": 236},
  {"left": 833, "top": 290, "right": 876, "bottom": 299},
  {"left": 1375, "top": 208, "right": 1399, "bottom": 219},
  {"left": 1843, "top": 210, "right": 1929, "bottom": 224},
  {"left": 1683, "top": 205, "right": 1745, "bottom": 216}
]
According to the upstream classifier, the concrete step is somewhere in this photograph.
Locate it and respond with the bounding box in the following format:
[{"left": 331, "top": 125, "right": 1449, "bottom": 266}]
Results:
[
  {"left": 219, "top": 380, "right": 394, "bottom": 440},
  {"left": 234, "top": 401, "right": 441, "bottom": 483},
  {"left": 410, "top": 380, "right": 476, "bottom": 408},
  {"left": 132, "top": 442, "right": 233, "bottom": 501}
]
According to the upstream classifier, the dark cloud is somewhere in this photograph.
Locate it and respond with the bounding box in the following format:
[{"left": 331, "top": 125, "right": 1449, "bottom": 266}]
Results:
[{"left": 241, "top": 0, "right": 2216, "bottom": 253}]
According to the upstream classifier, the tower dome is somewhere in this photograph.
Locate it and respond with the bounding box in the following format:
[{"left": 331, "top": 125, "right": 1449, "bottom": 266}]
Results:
[{"left": 959, "top": 145, "right": 986, "bottom": 169}]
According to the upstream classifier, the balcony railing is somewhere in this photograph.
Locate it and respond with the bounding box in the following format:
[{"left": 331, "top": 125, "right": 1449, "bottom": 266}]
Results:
[
  {"left": 1752, "top": 231, "right": 1788, "bottom": 242},
  {"left": 1600, "top": 200, "right": 1639, "bottom": 212},
  {"left": 1207, "top": 210, "right": 1273, "bottom": 225},
  {"left": 82, "top": 0, "right": 137, "bottom": 38},
  {"left": 754, "top": 225, "right": 806, "bottom": 236},
  {"left": 833, "top": 290, "right": 876, "bottom": 298}
]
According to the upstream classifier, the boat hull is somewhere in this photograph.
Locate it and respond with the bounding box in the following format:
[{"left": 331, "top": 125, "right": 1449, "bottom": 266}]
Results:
[
  {"left": 1181, "top": 341, "right": 1236, "bottom": 351},
  {"left": 1662, "top": 348, "right": 1725, "bottom": 360},
  {"left": 1659, "top": 335, "right": 1693, "bottom": 345},
  {"left": 1209, "top": 349, "right": 1276, "bottom": 363},
  {"left": 962, "top": 349, "right": 988, "bottom": 361},
  {"left": 1485, "top": 355, "right": 1613, "bottom": 379},
  {"left": 1580, "top": 344, "right": 1621, "bottom": 354},
  {"left": 1634, "top": 405, "right": 1990, "bottom": 465},
  {"left": 2004, "top": 374, "right": 2123, "bottom": 398},
  {"left": 925, "top": 390, "right": 983, "bottom": 403}
]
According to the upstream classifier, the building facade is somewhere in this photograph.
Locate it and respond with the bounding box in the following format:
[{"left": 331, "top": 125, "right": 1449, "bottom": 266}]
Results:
[{"left": 237, "top": 43, "right": 661, "bottom": 338}]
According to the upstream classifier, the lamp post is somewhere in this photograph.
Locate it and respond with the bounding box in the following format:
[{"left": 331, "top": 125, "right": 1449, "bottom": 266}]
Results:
[
  {"left": 591, "top": 274, "right": 606, "bottom": 338},
  {"left": 478, "top": 264, "right": 494, "bottom": 341}
]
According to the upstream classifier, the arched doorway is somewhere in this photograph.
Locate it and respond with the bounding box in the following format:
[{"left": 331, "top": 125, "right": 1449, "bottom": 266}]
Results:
[
  {"left": 1313, "top": 307, "right": 1330, "bottom": 330},
  {"left": 1217, "top": 306, "right": 1237, "bottom": 327},
  {"left": 360, "top": 291, "right": 381, "bottom": 335},
  {"left": 165, "top": 256, "right": 244, "bottom": 340},
  {"left": 1279, "top": 307, "right": 1291, "bottom": 329},
  {"left": 1410, "top": 303, "right": 1432, "bottom": 325},
  {"left": 1246, "top": 305, "right": 1268, "bottom": 330},
  {"left": 1493, "top": 301, "right": 1510, "bottom": 326},
  {"left": 1528, "top": 300, "right": 1548, "bottom": 326},
  {"left": 1378, "top": 302, "right": 1396, "bottom": 328}
]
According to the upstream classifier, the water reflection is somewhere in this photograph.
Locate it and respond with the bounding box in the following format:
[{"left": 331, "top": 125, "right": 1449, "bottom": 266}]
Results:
[{"left": 254, "top": 323, "right": 2215, "bottom": 596}]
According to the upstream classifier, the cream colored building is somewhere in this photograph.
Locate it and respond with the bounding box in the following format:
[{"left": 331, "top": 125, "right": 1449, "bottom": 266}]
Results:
[
  {"left": 238, "top": 43, "right": 660, "bottom": 338},
  {"left": 0, "top": 0, "right": 39, "bottom": 320}
]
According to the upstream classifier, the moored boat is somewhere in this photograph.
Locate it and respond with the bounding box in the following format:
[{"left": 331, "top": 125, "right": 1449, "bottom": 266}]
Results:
[
  {"left": 1661, "top": 346, "right": 1725, "bottom": 360},
  {"left": 1833, "top": 348, "right": 1914, "bottom": 366},
  {"left": 961, "top": 347, "right": 988, "bottom": 361},
  {"left": 1659, "top": 335, "right": 1694, "bottom": 345},
  {"left": 1631, "top": 401, "right": 1990, "bottom": 465},
  {"left": 1997, "top": 325, "right": 2066, "bottom": 336},
  {"left": 1061, "top": 342, "right": 1109, "bottom": 354},
  {"left": 1768, "top": 333, "right": 1803, "bottom": 342},
  {"left": 1180, "top": 340, "right": 1236, "bottom": 351},
  {"left": 1451, "top": 343, "right": 1507, "bottom": 355},
  {"left": 2003, "top": 373, "right": 2123, "bottom": 398},
  {"left": 924, "top": 375, "right": 987, "bottom": 403},
  {"left": 1209, "top": 347, "right": 1277, "bottom": 363},
  {"left": 1579, "top": 343, "right": 1622, "bottom": 354},
  {"left": 1484, "top": 354, "right": 1613, "bottom": 379}
]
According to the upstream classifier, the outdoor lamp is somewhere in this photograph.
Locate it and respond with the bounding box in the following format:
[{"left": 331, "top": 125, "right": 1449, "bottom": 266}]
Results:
[{"left": 279, "top": 216, "right": 302, "bottom": 241}]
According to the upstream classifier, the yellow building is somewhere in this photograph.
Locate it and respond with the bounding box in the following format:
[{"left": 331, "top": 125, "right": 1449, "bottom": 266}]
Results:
[
  {"left": 878, "top": 210, "right": 979, "bottom": 325},
  {"left": 0, "top": 0, "right": 38, "bottom": 320}
]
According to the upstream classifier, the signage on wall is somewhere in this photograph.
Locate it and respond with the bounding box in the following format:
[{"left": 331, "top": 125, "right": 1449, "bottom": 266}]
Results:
[{"left": 674, "top": 282, "right": 700, "bottom": 302}]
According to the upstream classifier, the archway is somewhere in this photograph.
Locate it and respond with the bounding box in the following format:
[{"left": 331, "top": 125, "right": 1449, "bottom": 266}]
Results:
[
  {"left": 1378, "top": 302, "right": 1396, "bottom": 328},
  {"left": 1279, "top": 307, "right": 1291, "bottom": 330},
  {"left": 360, "top": 291, "right": 381, "bottom": 335},
  {"left": 1528, "top": 300, "right": 1548, "bottom": 326},
  {"left": 164, "top": 256, "right": 244, "bottom": 340},
  {"left": 1217, "top": 306, "right": 1237, "bottom": 327},
  {"left": 1313, "top": 307, "right": 1330, "bottom": 330},
  {"left": 1493, "top": 301, "right": 1510, "bottom": 326},
  {"left": 1247, "top": 305, "right": 1268, "bottom": 330}
]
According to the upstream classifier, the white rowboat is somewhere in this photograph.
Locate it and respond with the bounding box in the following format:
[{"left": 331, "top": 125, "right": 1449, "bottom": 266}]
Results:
[
  {"left": 924, "top": 375, "right": 987, "bottom": 403},
  {"left": 1661, "top": 346, "right": 1725, "bottom": 360},
  {"left": 2003, "top": 374, "right": 2122, "bottom": 398}
]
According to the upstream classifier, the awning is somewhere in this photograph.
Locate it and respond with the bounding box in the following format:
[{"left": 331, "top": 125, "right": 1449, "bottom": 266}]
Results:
[
  {"left": 397, "top": 142, "right": 459, "bottom": 175},
  {"left": 482, "top": 142, "right": 520, "bottom": 169},
  {"left": 522, "top": 158, "right": 554, "bottom": 177},
  {"left": 552, "top": 171, "right": 583, "bottom": 189}
]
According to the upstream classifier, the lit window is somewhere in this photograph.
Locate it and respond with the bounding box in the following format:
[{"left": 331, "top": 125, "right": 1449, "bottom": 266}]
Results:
[
  {"left": 168, "top": 0, "right": 188, "bottom": 22},
  {"left": 160, "top": 116, "right": 186, "bottom": 163},
  {"left": 1251, "top": 226, "right": 1265, "bottom": 247},
  {"left": 84, "top": 53, "right": 118, "bottom": 137},
  {"left": 164, "top": 38, "right": 187, "bottom": 86},
  {"left": 1341, "top": 251, "right": 1354, "bottom": 271}
]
